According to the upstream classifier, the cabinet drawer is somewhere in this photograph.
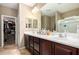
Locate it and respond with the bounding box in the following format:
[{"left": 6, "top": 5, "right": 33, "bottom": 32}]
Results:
[
  {"left": 24, "top": 35, "right": 30, "bottom": 49},
  {"left": 29, "top": 46, "right": 33, "bottom": 54},
  {"left": 34, "top": 43, "right": 40, "bottom": 52},
  {"left": 33, "top": 50, "right": 40, "bottom": 55},
  {"left": 77, "top": 49, "right": 79, "bottom": 55},
  {"left": 55, "top": 43, "right": 77, "bottom": 55},
  {"left": 29, "top": 39, "right": 33, "bottom": 47},
  {"left": 40, "top": 40, "right": 52, "bottom": 55},
  {"left": 51, "top": 42, "right": 55, "bottom": 55},
  {"left": 34, "top": 37, "right": 40, "bottom": 44}
]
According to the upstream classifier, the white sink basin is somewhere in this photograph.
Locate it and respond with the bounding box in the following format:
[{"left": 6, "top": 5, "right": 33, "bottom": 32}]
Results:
[{"left": 49, "top": 33, "right": 79, "bottom": 42}]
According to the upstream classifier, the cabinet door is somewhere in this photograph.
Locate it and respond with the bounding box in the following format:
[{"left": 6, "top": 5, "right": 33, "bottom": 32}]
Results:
[
  {"left": 77, "top": 49, "right": 79, "bottom": 55},
  {"left": 33, "top": 37, "right": 40, "bottom": 55},
  {"left": 24, "top": 35, "right": 30, "bottom": 49},
  {"left": 29, "top": 36, "right": 33, "bottom": 48},
  {"left": 40, "top": 39, "right": 52, "bottom": 55},
  {"left": 29, "top": 36, "right": 34, "bottom": 54},
  {"left": 55, "top": 43, "right": 77, "bottom": 55},
  {"left": 51, "top": 42, "right": 55, "bottom": 55}
]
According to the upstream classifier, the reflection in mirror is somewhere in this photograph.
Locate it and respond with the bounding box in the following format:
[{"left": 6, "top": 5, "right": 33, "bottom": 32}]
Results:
[
  {"left": 28, "top": 19, "right": 32, "bottom": 28},
  {"left": 26, "top": 18, "right": 38, "bottom": 29},
  {"left": 33, "top": 19, "right": 38, "bottom": 28},
  {"left": 40, "top": 3, "right": 79, "bottom": 33},
  {"left": 41, "top": 15, "right": 56, "bottom": 31},
  {"left": 26, "top": 18, "right": 32, "bottom": 28},
  {"left": 57, "top": 16, "right": 79, "bottom": 33}
]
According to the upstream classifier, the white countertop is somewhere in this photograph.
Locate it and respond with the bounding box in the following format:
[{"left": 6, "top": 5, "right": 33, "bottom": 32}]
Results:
[{"left": 24, "top": 31, "right": 79, "bottom": 49}]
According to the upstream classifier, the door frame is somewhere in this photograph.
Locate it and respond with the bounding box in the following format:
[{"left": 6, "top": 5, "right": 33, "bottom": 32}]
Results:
[{"left": 1, "top": 15, "right": 16, "bottom": 47}]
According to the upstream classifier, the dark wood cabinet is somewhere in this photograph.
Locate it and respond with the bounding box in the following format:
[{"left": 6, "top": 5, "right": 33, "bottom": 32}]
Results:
[
  {"left": 24, "top": 34, "right": 30, "bottom": 49},
  {"left": 51, "top": 42, "right": 55, "bottom": 55},
  {"left": 77, "top": 49, "right": 79, "bottom": 55},
  {"left": 24, "top": 35, "right": 52, "bottom": 55},
  {"left": 40, "top": 39, "right": 52, "bottom": 55},
  {"left": 33, "top": 37, "right": 40, "bottom": 55},
  {"left": 29, "top": 36, "right": 34, "bottom": 54},
  {"left": 24, "top": 34, "right": 79, "bottom": 55},
  {"left": 24, "top": 35, "right": 40, "bottom": 55},
  {"left": 54, "top": 43, "right": 77, "bottom": 55}
]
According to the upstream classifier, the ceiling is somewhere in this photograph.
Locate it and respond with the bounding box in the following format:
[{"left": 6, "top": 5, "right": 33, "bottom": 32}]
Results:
[
  {"left": 0, "top": 3, "right": 45, "bottom": 10},
  {"left": 0, "top": 3, "right": 18, "bottom": 10},
  {"left": 24, "top": 3, "right": 46, "bottom": 9},
  {"left": 23, "top": 3, "right": 36, "bottom": 7},
  {"left": 41, "top": 3, "right": 79, "bottom": 16},
  {"left": 0, "top": 3, "right": 79, "bottom": 16}
]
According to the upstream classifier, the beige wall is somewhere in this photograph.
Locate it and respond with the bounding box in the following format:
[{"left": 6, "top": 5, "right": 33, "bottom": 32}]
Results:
[
  {"left": 52, "top": 8, "right": 79, "bottom": 20},
  {"left": 18, "top": 3, "right": 41, "bottom": 48},
  {"left": 51, "top": 16, "right": 55, "bottom": 31},
  {"left": 41, "top": 15, "right": 48, "bottom": 29},
  {"left": 0, "top": 5, "right": 17, "bottom": 17},
  {"left": 56, "top": 12, "right": 63, "bottom": 20},
  {"left": 62, "top": 8, "right": 79, "bottom": 18}
]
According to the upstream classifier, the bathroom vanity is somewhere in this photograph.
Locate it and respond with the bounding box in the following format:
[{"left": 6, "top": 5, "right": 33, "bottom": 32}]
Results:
[
  {"left": 24, "top": 32, "right": 79, "bottom": 55},
  {"left": 24, "top": 16, "right": 79, "bottom": 55}
]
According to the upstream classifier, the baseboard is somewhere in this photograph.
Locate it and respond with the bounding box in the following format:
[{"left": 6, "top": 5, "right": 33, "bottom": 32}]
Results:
[
  {"left": 19, "top": 46, "right": 25, "bottom": 49},
  {"left": 0, "top": 47, "right": 3, "bottom": 49},
  {"left": 0, "top": 45, "right": 4, "bottom": 48}
]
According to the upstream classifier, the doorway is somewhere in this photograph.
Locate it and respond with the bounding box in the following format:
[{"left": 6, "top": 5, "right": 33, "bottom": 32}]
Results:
[{"left": 1, "top": 15, "right": 16, "bottom": 47}]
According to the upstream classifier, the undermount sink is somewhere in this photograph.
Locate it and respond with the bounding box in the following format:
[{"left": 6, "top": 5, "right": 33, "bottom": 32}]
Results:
[{"left": 49, "top": 33, "right": 79, "bottom": 42}]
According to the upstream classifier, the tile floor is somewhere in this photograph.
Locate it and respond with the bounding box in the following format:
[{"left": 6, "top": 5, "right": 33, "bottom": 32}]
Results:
[{"left": 0, "top": 45, "right": 31, "bottom": 55}]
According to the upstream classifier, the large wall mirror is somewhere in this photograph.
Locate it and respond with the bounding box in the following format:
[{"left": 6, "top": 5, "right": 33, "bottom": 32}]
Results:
[{"left": 26, "top": 18, "right": 38, "bottom": 29}]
